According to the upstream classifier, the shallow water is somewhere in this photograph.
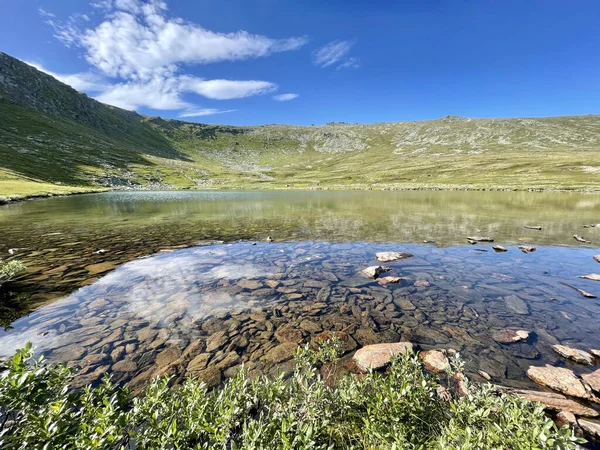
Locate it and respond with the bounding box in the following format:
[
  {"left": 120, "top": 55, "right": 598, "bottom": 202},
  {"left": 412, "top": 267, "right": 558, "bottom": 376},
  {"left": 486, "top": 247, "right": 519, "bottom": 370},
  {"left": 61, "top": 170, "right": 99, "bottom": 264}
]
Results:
[{"left": 1, "top": 191, "right": 600, "bottom": 390}]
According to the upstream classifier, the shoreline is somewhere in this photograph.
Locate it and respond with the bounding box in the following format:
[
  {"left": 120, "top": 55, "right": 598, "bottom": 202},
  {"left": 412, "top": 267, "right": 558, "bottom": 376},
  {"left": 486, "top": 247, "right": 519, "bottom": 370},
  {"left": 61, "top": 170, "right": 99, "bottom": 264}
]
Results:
[{"left": 2, "top": 184, "right": 600, "bottom": 206}]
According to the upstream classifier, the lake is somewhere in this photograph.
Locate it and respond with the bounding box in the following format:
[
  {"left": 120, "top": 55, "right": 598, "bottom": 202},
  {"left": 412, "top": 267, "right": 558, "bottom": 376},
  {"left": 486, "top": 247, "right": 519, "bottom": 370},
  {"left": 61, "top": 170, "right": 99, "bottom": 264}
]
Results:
[{"left": 1, "top": 190, "right": 599, "bottom": 391}]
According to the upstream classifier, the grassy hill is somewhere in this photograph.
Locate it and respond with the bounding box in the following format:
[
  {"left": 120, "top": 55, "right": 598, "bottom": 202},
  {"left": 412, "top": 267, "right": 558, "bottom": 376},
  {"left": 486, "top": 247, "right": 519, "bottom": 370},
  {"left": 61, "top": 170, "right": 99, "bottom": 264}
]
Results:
[{"left": 1, "top": 52, "right": 600, "bottom": 200}]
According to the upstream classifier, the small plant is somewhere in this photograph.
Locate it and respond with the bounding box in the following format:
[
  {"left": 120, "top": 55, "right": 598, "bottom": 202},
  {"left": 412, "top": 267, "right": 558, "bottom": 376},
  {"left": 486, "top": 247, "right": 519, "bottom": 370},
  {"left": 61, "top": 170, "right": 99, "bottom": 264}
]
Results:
[
  {"left": 0, "top": 260, "right": 26, "bottom": 286},
  {"left": 0, "top": 342, "right": 585, "bottom": 449}
]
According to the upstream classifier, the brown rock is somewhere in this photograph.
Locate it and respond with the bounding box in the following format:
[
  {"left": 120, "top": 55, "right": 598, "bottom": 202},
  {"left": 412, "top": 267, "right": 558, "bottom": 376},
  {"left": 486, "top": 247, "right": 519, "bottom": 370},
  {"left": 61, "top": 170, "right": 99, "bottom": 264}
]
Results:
[
  {"left": 420, "top": 350, "right": 450, "bottom": 373},
  {"left": 214, "top": 352, "right": 241, "bottom": 370},
  {"left": 362, "top": 266, "right": 391, "bottom": 279},
  {"left": 555, "top": 411, "right": 577, "bottom": 428},
  {"left": 375, "top": 252, "right": 413, "bottom": 262},
  {"left": 82, "top": 353, "right": 108, "bottom": 367},
  {"left": 187, "top": 353, "right": 211, "bottom": 374},
  {"left": 582, "top": 369, "right": 600, "bottom": 394},
  {"left": 492, "top": 329, "right": 530, "bottom": 344},
  {"left": 478, "top": 370, "right": 492, "bottom": 381},
  {"left": 311, "top": 331, "right": 357, "bottom": 353},
  {"left": 456, "top": 379, "right": 470, "bottom": 398},
  {"left": 579, "top": 419, "right": 600, "bottom": 439},
  {"left": 377, "top": 276, "right": 402, "bottom": 285},
  {"left": 527, "top": 365, "right": 589, "bottom": 399},
  {"left": 591, "top": 349, "right": 600, "bottom": 359},
  {"left": 552, "top": 345, "right": 594, "bottom": 365},
  {"left": 274, "top": 325, "right": 303, "bottom": 344},
  {"left": 238, "top": 279, "right": 262, "bottom": 290},
  {"left": 299, "top": 320, "right": 321, "bottom": 333},
  {"left": 492, "top": 245, "right": 508, "bottom": 252},
  {"left": 503, "top": 388, "right": 598, "bottom": 417},
  {"left": 192, "top": 367, "right": 222, "bottom": 388},
  {"left": 594, "top": 255, "right": 600, "bottom": 263},
  {"left": 206, "top": 331, "right": 228, "bottom": 352},
  {"left": 156, "top": 347, "right": 181, "bottom": 368},
  {"left": 518, "top": 245, "right": 536, "bottom": 253},
  {"left": 352, "top": 342, "right": 413, "bottom": 373},
  {"left": 85, "top": 262, "right": 116, "bottom": 275},
  {"left": 264, "top": 342, "right": 298, "bottom": 363},
  {"left": 414, "top": 279, "right": 430, "bottom": 287},
  {"left": 112, "top": 359, "right": 138, "bottom": 372}
]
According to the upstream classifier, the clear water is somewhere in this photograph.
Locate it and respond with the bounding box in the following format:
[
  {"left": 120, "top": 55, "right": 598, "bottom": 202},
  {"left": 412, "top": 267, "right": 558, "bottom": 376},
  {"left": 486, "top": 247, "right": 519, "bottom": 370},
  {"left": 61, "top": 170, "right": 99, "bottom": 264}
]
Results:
[{"left": 1, "top": 191, "right": 599, "bottom": 389}]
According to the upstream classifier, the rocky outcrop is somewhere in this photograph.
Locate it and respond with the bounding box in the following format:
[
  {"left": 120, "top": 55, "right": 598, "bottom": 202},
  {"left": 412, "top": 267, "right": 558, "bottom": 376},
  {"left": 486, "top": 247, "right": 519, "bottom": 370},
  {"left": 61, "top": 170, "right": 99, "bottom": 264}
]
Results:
[{"left": 526, "top": 365, "right": 591, "bottom": 400}]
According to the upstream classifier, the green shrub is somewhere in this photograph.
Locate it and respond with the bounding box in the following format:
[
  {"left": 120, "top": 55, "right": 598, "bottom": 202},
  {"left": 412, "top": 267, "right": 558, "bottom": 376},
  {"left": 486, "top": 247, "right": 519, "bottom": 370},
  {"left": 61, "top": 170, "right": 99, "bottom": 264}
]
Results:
[
  {"left": 0, "top": 260, "right": 26, "bottom": 285},
  {"left": 0, "top": 341, "right": 583, "bottom": 449}
]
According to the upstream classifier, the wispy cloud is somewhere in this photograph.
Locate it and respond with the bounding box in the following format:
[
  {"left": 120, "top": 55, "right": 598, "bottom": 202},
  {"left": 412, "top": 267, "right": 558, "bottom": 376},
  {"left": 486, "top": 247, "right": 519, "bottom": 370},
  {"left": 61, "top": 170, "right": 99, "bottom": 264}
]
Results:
[
  {"left": 337, "top": 57, "right": 360, "bottom": 70},
  {"left": 313, "top": 40, "right": 356, "bottom": 68},
  {"left": 179, "top": 109, "right": 236, "bottom": 118},
  {"left": 273, "top": 93, "right": 299, "bottom": 101},
  {"left": 41, "top": 0, "right": 305, "bottom": 112},
  {"left": 38, "top": 8, "right": 56, "bottom": 18}
]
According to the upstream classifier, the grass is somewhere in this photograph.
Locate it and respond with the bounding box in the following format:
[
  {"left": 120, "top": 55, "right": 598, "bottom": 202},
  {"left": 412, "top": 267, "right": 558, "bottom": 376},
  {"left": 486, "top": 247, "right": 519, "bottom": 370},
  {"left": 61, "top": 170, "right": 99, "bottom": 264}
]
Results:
[{"left": 0, "top": 341, "right": 583, "bottom": 449}]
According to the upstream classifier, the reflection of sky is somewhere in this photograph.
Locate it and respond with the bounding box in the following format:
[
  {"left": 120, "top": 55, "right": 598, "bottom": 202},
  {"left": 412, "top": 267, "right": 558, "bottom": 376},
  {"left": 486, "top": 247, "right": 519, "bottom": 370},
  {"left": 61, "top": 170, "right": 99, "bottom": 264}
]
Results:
[{"left": 0, "top": 245, "right": 275, "bottom": 357}]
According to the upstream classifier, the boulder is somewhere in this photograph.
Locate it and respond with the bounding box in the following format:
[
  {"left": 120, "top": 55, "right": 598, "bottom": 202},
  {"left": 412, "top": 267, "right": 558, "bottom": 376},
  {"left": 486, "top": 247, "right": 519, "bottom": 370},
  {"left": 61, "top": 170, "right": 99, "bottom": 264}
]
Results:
[
  {"left": 420, "top": 350, "right": 450, "bottom": 373},
  {"left": 554, "top": 411, "right": 577, "bottom": 428},
  {"left": 501, "top": 387, "right": 598, "bottom": 417},
  {"left": 492, "top": 329, "right": 530, "bottom": 344},
  {"left": 156, "top": 347, "right": 182, "bottom": 368},
  {"left": 206, "top": 331, "right": 228, "bottom": 352},
  {"left": 264, "top": 342, "right": 298, "bottom": 363},
  {"left": 527, "top": 365, "right": 589, "bottom": 399},
  {"left": 582, "top": 369, "right": 600, "bottom": 394},
  {"left": 362, "top": 266, "right": 391, "bottom": 279},
  {"left": 375, "top": 252, "right": 413, "bottom": 262},
  {"left": 552, "top": 345, "right": 594, "bottom": 365},
  {"left": 187, "top": 353, "right": 211, "bottom": 374},
  {"left": 579, "top": 419, "right": 600, "bottom": 439},
  {"left": 352, "top": 342, "right": 413, "bottom": 373}
]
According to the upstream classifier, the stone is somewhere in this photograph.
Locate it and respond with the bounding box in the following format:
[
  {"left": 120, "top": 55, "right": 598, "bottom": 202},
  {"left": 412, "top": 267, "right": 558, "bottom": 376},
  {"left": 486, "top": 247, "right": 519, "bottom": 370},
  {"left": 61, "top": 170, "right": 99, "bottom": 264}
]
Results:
[
  {"left": 552, "top": 345, "right": 594, "bottom": 365},
  {"left": 206, "top": 331, "right": 228, "bottom": 352},
  {"left": 573, "top": 235, "right": 589, "bottom": 243},
  {"left": 518, "top": 245, "right": 536, "bottom": 253},
  {"left": 414, "top": 279, "right": 430, "bottom": 287},
  {"left": 467, "top": 236, "right": 494, "bottom": 242},
  {"left": 191, "top": 367, "right": 222, "bottom": 389},
  {"left": 492, "top": 329, "right": 530, "bottom": 344},
  {"left": 478, "top": 370, "right": 492, "bottom": 381},
  {"left": 492, "top": 245, "right": 507, "bottom": 252},
  {"left": 579, "top": 419, "right": 600, "bottom": 439},
  {"left": 375, "top": 252, "right": 413, "bottom": 263},
  {"left": 579, "top": 274, "right": 600, "bottom": 281},
  {"left": 53, "top": 344, "right": 86, "bottom": 362},
  {"left": 156, "top": 347, "right": 181, "bottom": 367},
  {"left": 591, "top": 349, "right": 600, "bottom": 359},
  {"left": 582, "top": 369, "right": 600, "bottom": 394},
  {"left": 110, "top": 346, "right": 125, "bottom": 362},
  {"left": 238, "top": 280, "right": 262, "bottom": 290},
  {"left": 352, "top": 342, "right": 413, "bottom": 373},
  {"left": 85, "top": 262, "right": 116, "bottom": 275},
  {"left": 378, "top": 276, "right": 402, "bottom": 285},
  {"left": 594, "top": 255, "right": 600, "bottom": 263},
  {"left": 264, "top": 342, "right": 298, "bottom": 363},
  {"left": 501, "top": 388, "right": 598, "bottom": 417},
  {"left": 274, "top": 325, "right": 303, "bottom": 344},
  {"left": 299, "top": 320, "right": 321, "bottom": 333},
  {"left": 82, "top": 353, "right": 108, "bottom": 366},
  {"left": 560, "top": 282, "right": 597, "bottom": 299},
  {"left": 527, "top": 365, "right": 589, "bottom": 399},
  {"left": 112, "top": 359, "right": 138, "bottom": 372},
  {"left": 214, "top": 352, "right": 241, "bottom": 370},
  {"left": 420, "top": 350, "right": 450, "bottom": 373},
  {"left": 187, "top": 353, "right": 211, "bottom": 373},
  {"left": 504, "top": 294, "right": 529, "bottom": 315},
  {"left": 555, "top": 411, "right": 577, "bottom": 428},
  {"left": 136, "top": 327, "right": 158, "bottom": 342},
  {"left": 524, "top": 225, "right": 543, "bottom": 230},
  {"left": 362, "top": 266, "right": 391, "bottom": 279}
]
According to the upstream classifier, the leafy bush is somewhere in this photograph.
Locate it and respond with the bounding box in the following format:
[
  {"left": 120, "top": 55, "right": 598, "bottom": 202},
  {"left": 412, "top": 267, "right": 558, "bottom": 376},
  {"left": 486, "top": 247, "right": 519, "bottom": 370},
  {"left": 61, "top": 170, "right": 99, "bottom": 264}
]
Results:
[
  {"left": 0, "top": 260, "right": 26, "bottom": 285},
  {"left": 0, "top": 342, "right": 583, "bottom": 449}
]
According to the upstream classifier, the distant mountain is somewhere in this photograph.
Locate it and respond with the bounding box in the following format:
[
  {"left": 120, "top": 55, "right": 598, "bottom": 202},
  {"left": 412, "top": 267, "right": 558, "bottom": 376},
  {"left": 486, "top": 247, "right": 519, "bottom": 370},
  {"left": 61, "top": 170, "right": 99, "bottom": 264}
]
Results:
[{"left": 1, "top": 51, "right": 599, "bottom": 198}]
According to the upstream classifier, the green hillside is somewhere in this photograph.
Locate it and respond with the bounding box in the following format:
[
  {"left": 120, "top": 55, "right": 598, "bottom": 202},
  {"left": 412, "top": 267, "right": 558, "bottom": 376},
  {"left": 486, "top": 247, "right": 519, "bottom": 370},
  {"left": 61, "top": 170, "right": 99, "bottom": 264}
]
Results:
[{"left": 1, "top": 51, "right": 600, "bottom": 200}]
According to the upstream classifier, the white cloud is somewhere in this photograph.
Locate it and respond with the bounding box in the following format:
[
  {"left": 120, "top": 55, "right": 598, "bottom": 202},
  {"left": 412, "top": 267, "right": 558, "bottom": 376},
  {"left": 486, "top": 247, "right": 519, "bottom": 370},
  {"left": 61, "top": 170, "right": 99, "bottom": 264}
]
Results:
[
  {"left": 25, "top": 61, "right": 107, "bottom": 93},
  {"left": 38, "top": 8, "right": 56, "bottom": 18},
  {"left": 313, "top": 40, "right": 359, "bottom": 70},
  {"left": 179, "top": 108, "right": 236, "bottom": 118},
  {"left": 337, "top": 57, "right": 360, "bottom": 70},
  {"left": 180, "top": 77, "right": 277, "bottom": 100},
  {"left": 273, "top": 93, "right": 299, "bottom": 101},
  {"left": 42, "top": 0, "right": 303, "bottom": 114}
]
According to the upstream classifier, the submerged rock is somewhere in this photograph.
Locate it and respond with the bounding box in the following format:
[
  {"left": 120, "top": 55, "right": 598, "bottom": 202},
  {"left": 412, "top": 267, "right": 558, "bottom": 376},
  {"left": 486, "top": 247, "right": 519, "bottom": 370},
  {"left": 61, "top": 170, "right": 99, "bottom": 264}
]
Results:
[
  {"left": 377, "top": 276, "right": 402, "bottom": 285},
  {"left": 504, "top": 294, "right": 529, "bottom": 315},
  {"left": 420, "top": 350, "right": 449, "bottom": 373},
  {"left": 526, "top": 365, "right": 589, "bottom": 399},
  {"left": 352, "top": 342, "right": 413, "bottom": 372},
  {"left": 492, "top": 329, "right": 530, "bottom": 344},
  {"left": 264, "top": 342, "right": 298, "bottom": 363},
  {"left": 518, "top": 245, "right": 536, "bottom": 253},
  {"left": 552, "top": 345, "right": 594, "bottom": 365},
  {"left": 85, "top": 262, "right": 116, "bottom": 274},
  {"left": 560, "top": 282, "right": 597, "bottom": 299},
  {"left": 361, "top": 266, "right": 391, "bottom": 279},
  {"left": 375, "top": 252, "right": 413, "bottom": 262},
  {"left": 524, "top": 226, "right": 543, "bottom": 230}
]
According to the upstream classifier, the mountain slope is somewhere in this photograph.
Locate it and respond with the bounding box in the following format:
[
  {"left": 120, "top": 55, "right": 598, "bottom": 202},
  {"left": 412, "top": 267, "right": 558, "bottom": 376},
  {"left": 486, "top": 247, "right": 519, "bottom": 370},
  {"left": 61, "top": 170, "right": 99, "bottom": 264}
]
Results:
[{"left": 1, "top": 51, "right": 600, "bottom": 199}]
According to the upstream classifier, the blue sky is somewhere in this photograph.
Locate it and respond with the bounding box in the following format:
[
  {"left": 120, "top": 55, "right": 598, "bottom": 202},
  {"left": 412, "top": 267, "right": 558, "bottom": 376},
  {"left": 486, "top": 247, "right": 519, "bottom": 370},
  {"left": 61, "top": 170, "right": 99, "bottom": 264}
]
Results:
[{"left": 1, "top": 0, "right": 599, "bottom": 125}]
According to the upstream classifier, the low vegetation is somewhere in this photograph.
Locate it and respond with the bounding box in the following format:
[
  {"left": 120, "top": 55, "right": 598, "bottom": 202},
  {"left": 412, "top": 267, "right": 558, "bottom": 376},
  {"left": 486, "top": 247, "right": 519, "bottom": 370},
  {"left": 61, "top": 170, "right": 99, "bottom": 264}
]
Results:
[
  {"left": 0, "top": 341, "right": 582, "bottom": 449},
  {"left": 0, "top": 260, "right": 25, "bottom": 286}
]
